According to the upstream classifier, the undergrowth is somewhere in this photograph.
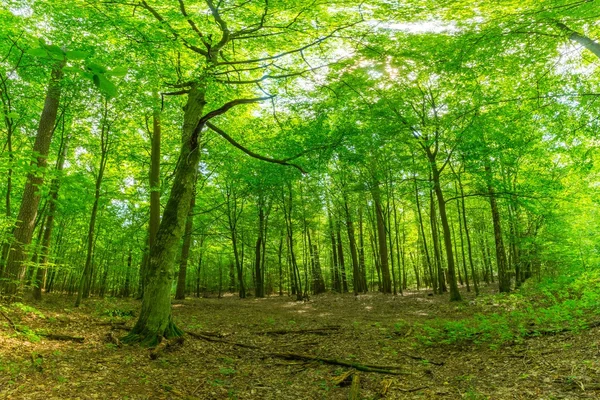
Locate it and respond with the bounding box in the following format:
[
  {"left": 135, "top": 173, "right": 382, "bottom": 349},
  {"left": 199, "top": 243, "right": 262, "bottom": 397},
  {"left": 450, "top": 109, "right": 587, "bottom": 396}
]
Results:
[{"left": 414, "top": 268, "right": 600, "bottom": 348}]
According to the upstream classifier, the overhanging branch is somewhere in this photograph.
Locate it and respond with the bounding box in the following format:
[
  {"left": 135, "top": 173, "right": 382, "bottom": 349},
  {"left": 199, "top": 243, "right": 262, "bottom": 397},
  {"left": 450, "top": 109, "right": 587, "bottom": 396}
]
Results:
[{"left": 206, "top": 122, "right": 306, "bottom": 173}]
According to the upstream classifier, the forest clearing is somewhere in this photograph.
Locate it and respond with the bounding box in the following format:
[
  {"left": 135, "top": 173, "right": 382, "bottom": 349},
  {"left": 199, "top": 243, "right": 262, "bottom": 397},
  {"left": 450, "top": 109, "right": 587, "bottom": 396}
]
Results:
[
  {"left": 2, "top": 0, "right": 600, "bottom": 398},
  {"left": 1, "top": 285, "right": 599, "bottom": 400}
]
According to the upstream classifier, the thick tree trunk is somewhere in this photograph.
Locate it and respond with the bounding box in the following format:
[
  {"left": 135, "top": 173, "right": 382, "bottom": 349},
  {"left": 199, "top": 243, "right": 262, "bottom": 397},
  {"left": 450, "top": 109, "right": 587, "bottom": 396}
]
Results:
[
  {"left": 1, "top": 63, "right": 64, "bottom": 296},
  {"left": 429, "top": 187, "right": 445, "bottom": 293},
  {"left": 124, "top": 84, "right": 205, "bottom": 346},
  {"left": 140, "top": 94, "right": 162, "bottom": 298},
  {"left": 175, "top": 192, "right": 196, "bottom": 300}
]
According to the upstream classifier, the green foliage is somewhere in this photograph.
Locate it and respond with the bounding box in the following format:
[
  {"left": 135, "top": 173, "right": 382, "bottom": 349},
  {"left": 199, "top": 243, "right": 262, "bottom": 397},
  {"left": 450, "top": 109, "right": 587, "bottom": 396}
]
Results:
[{"left": 416, "top": 269, "right": 600, "bottom": 347}]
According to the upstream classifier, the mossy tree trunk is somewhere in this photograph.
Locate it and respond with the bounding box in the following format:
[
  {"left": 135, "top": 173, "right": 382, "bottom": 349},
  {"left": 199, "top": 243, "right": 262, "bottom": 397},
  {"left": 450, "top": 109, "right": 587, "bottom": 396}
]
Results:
[{"left": 124, "top": 84, "right": 206, "bottom": 346}]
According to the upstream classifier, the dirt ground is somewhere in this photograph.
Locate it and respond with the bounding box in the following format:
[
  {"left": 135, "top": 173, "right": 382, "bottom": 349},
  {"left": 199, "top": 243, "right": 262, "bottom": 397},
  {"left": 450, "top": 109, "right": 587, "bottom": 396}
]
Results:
[{"left": 1, "top": 287, "right": 599, "bottom": 399}]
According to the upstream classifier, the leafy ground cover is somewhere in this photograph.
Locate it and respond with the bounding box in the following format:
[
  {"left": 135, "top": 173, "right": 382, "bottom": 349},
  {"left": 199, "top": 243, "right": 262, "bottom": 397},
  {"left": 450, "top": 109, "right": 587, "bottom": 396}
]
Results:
[{"left": 1, "top": 283, "right": 600, "bottom": 399}]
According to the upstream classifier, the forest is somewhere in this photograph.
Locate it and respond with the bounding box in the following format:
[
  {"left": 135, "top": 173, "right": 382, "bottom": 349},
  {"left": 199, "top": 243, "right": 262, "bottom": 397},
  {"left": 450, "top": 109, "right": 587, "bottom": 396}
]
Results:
[{"left": 1, "top": 0, "right": 600, "bottom": 399}]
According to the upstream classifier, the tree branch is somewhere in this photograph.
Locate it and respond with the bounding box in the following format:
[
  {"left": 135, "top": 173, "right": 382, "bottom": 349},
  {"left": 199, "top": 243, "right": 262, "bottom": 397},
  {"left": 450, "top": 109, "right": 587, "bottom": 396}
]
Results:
[
  {"left": 206, "top": 122, "right": 306, "bottom": 173},
  {"left": 555, "top": 21, "right": 600, "bottom": 59}
]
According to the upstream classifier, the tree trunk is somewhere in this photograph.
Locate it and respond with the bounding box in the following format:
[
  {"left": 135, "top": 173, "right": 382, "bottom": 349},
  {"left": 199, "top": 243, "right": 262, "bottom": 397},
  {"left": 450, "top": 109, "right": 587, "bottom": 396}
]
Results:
[
  {"left": 344, "top": 198, "right": 361, "bottom": 295},
  {"left": 371, "top": 180, "right": 392, "bottom": 293},
  {"left": 33, "top": 132, "right": 69, "bottom": 300},
  {"left": 175, "top": 191, "right": 196, "bottom": 300},
  {"left": 1, "top": 63, "right": 64, "bottom": 296},
  {"left": 429, "top": 160, "right": 461, "bottom": 301},
  {"left": 124, "top": 84, "right": 205, "bottom": 346},
  {"left": 254, "top": 202, "right": 265, "bottom": 298},
  {"left": 75, "top": 104, "right": 110, "bottom": 307},
  {"left": 485, "top": 163, "right": 510, "bottom": 293}
]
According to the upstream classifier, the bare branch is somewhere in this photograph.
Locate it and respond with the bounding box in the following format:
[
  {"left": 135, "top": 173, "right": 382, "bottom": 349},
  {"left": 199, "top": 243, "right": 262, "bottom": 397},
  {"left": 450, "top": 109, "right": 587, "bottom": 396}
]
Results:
[
  {"left": 139, "top": 0, "right": 208, "bottom": 56},
  {"left": 215, "top": 20, "right": 362, "bottom": 66},
  {"left": 206, "top": 122, "right": 306, "bottom": 173}
]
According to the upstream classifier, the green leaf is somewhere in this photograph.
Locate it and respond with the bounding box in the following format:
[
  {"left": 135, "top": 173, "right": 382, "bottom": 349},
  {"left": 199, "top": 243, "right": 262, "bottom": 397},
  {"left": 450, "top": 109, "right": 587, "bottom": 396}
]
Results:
[
  {"left": 86, "top": 61, "right": 108, "bottom": 74},
  {"left": 26, "top": 47, "right": 48, "bottom": 57},
  {"left": 66, "top": 50, "right": 88, "bottom": 60},
  {"left": 96, "top": 74, "right": 118, "bottom": 98},
  {"left": 106, "top": 66, "right": 128, "bottom": 77},
  {"left": 44, "top": 44, "right": 65, "bottom": 60}
]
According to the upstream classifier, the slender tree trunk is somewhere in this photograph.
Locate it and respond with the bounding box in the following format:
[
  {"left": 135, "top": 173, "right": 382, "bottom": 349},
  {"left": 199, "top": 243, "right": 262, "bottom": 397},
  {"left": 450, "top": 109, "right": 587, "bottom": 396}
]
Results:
[
  {"left": 428, "top": 156, "right": 461, "bottom": 301},
  {"left": 414, "top": 177, "right": 436, "bottom": 293},
  {"left": 336, "top": 221, "right": 348, "bottom": 293},
  {"left": 457, "top": 170, "right": 479, "bottom": 295},
  {"left": 344, "top": 198, "right": 360, "bottom": 295},
  {"left": 371, "top": 180, "right": 392, "bottom": 293},
  {"left": 254, "top": 202, "right": 265, "bottom": 298},
  {"left": 75, "top": 104, "right": 110, "bottom": 307},
  {"left": 485, "top": 163, "right": 510, "bottom": 293},
  {"left": 33, "top": 132, "right": 69, "bottom": 300},
  {"left": 358, "top": 206, "right": 367, "bottom": 293}
]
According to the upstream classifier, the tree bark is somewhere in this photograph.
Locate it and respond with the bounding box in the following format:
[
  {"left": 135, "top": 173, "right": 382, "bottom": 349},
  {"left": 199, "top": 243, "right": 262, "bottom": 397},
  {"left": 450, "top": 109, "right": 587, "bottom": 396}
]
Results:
[
  {"left": 33, "top": 132, "right": 69, "bottom": 300},
  {"left": 75, "top": 103, "right": 110, "bottom": 307},
  {"left": 429, "top": 156, "right": 461, "bottom": 301},
  {"left": 175, "top": 190, "right": 196, "bottom": 300},
  {"left": 124, "top": 84, "right": 206, "bottom": 346},
  {"left": 371, "top": 180, "right": 392, "bottom": 293},
  {"left": 1, "top": 63, "right": 64, "bottom": 296},
  {"left": 485, "top": 163, "right": 510, "bottom": 293}
]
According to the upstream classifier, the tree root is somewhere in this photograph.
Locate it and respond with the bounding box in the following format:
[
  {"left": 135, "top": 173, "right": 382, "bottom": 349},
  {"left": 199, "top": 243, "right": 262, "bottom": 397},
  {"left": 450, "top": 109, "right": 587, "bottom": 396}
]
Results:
[{"left": 149, "top": 336, "right": 184, "bottom": 360}]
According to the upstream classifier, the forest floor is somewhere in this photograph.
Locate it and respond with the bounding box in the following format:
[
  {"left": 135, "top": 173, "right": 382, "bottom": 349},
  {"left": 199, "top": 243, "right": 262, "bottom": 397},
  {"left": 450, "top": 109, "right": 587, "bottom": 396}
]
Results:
[{"left": 1, "top": 285, "right": 599, "bottom": 399}]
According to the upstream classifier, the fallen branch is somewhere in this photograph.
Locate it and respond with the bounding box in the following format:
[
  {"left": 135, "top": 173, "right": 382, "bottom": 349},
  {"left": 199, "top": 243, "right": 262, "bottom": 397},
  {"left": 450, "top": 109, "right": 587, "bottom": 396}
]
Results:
[
  {"left": 349, "top": 373, "right": 361, "bottom": 400},
  {"left": 41, "top": 333, "right": 84, "bottom": 343},
  {"left": 270, "top": 352, "right": 412, "bottom": 375},
  {"left": 258, "top": 326, "right": 341, "bottom": 336},
  {"left": 185, "top": 330, "right": 410, "bottom": 375},
  {"left": 0, "top": 307, "right": 17, "bottom": 331}
]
